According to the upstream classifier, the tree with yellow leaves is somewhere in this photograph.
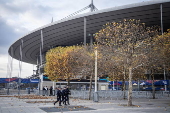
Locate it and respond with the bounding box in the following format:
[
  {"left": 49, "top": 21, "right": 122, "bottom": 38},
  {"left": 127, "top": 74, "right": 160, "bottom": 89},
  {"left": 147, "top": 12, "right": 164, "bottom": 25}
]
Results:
[
  {"left": 98, "top": 45, "right": 146, "bottom": 99},
  {"left": 45, "top": 46, "right": 84, "bottom": 85},
  {"left": 154, "top": 29, "right": 170, "bottom": 72},
  {"left": 145, "top": 28, "right": 170, "bottom": 98},
  {"left": 45, "top": 45, "right": 100, "bottom": 100},
  {"left": 95, "top": 19, "right": 159, "bottom": 106}
]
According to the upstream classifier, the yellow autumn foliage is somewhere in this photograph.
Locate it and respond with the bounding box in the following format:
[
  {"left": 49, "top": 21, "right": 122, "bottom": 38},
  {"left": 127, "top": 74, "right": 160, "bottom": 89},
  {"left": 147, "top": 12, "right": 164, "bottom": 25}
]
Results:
[{"left": 44, "top": 46, "right": 83, "bottom": 82}]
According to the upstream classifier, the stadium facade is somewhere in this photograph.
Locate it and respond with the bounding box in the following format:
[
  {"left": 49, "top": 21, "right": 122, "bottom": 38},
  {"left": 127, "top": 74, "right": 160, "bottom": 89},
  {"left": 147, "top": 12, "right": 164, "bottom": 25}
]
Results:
[{"left": 8, "top": 0, "right": 170, "bottom": 90}]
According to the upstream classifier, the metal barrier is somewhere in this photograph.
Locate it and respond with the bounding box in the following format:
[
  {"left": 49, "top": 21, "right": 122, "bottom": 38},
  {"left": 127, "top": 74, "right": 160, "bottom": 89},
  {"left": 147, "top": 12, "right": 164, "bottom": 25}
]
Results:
[
  {"left": 0, "top": 89, "right": 169, "bottom": 99},
  {"left": 69, "top": 90, "right": 170, "bottom": 99},
  {"left": 0, "top": 89, "right": 57, "bottom": 96},
  {"left": 0, "top": 89, "right": 37, "bottom": 95}
]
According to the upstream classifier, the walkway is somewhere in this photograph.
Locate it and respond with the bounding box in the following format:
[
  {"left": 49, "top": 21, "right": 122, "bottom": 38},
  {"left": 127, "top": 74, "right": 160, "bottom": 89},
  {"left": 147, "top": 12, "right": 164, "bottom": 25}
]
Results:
[{"left": 0, "top": 95, "right": 170, "bottom": 113}]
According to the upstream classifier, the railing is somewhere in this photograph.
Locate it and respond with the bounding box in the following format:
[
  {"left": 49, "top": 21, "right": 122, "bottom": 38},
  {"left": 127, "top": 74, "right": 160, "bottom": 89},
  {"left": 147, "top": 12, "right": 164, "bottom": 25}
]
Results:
[
  {"left": 69, "top": 90, "right": 170, "bottom": 99},
  {"left": 0, "top": 89, "right": 56, "bottom": 96},
  {"left": 0, "top": 89, "right": 38, "bottom": 95},
  {"left": 0, "top": 89, "right": 28, "bottom": 95},
  {"left": 0, "top": 89, "right": 169, "bottom": 99}
]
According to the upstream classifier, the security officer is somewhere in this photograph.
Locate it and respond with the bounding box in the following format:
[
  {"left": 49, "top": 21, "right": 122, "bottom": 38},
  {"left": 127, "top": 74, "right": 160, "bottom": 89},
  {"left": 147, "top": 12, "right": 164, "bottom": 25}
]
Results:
[
  {"left": 62, "top": 87, "right": 67, "bottom": 105},
  {"left": 54, "top": 87, "right": 62, "bottom": 106},
  {"left": 65, "top": 86, "right": 71, "bottom": 105}
]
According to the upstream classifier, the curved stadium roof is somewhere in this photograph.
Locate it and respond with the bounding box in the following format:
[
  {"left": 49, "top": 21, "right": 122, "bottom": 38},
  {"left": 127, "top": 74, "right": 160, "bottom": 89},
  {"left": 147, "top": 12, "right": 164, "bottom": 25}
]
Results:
[{"left": 8, "top": 0, "right": 170, "bottom": 64}]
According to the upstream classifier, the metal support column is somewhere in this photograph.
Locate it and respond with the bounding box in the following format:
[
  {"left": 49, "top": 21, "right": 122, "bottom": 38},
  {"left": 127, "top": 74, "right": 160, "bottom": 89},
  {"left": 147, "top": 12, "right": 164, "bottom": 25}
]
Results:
[
  {"left": 39, "top": 30, "right": 44, "bottom": 91},
  {"left": 36, "top": 56, "right": 40, "bottom": 94},
  {"left": 160, "top": 4, "right": 163, "bottom": 35},
  {"left": 18, "top": 39, "right": 23, "bottom": 95},
  {"left": 10, "top": 47, "right": 14, "bottom": 78},
  {"left": 164, "top": 65, "right": 167, "bottom": 91},
  {"left": 7, "top": 54, "right": 11, "bottom": 95},
  {"left": 90, "top": 34, "right": 93, "bottom": 46},
  {"left": 95, "top": 49, "right": 97, "bottom": 92},
  {"left": 7, "top": 47, "right": 14, "bottom": 95},
  {"left": 41, "top": 30, "right": 44, "bottom": 50},
  {"left": 90, "top": 0, "right": 94, "bottom": 12},
  {"left": 160, "top": 4, "right": 167, "bottom": 91},
  {"left": 84, "top": 17, "right": 86, "bottom": 46}
]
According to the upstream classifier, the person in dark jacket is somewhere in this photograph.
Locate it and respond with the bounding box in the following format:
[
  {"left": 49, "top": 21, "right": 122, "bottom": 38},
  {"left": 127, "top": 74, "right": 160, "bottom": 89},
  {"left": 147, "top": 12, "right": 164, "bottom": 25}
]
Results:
[
  {"left": 54, "top": 87, "right": 62, "bottom": 106},
  {"left": 49, "top": 86, "right": 53, "bottom": 96},
  {"left": 62, "top": 87, "right": 67, "bottom": 105},
  {"left": 43, "top": 86, "right": 45, "bottom": 96},
  {"left": 65, "top": 86, "right": 71, "bottom": 105}
]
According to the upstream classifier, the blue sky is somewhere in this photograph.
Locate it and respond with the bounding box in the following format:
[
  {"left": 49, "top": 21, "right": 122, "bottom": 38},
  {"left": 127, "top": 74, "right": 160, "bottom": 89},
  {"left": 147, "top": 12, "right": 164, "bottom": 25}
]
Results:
[{"left": 0, "top": 0, "right": 152, "bottom": 78}]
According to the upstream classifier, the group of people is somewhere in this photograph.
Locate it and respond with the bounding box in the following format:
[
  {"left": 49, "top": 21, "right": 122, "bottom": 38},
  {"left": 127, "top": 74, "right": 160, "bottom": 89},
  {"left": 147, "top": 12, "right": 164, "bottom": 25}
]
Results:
[
  {"left": 54, "top": 86, "right": 71, "bottom": 106},
  {"left": 43, "top": 86, "right": 53, "bottom": 96}
]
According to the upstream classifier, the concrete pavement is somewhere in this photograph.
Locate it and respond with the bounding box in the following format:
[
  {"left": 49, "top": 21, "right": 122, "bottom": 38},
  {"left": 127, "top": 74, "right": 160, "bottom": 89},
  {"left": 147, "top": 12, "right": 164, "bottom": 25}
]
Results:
[{"left": 0, "top": 95, "right": 170, "bottom": 113}]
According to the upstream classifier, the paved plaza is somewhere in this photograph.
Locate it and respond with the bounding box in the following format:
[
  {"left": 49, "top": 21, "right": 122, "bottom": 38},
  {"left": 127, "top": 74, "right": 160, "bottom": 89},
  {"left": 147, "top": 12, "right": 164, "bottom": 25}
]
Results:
[{"left": 0, "top": 95, "right": 170, "bottom": 113}]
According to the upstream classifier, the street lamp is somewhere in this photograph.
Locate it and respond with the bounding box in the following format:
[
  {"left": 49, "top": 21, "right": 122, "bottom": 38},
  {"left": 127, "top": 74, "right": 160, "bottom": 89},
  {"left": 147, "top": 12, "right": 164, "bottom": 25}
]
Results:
[
  {"left": 95, "top": 49, "right": 97, "bottom": 92},
  {"left": 93, "top": 48, "right": 99, "bottom": 102}
]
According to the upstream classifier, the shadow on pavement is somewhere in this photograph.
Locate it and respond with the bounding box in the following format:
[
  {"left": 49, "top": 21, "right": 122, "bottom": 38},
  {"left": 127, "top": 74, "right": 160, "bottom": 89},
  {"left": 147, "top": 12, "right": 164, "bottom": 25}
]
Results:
[{"left": 40, "top": 105, "right": 96, "bottom": 112}]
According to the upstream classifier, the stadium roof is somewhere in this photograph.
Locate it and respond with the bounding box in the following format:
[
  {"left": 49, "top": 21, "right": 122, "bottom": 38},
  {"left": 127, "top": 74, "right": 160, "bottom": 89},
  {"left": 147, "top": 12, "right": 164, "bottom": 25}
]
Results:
[{"left": 8, "top": 0, "right": 170, "bottom": 64}]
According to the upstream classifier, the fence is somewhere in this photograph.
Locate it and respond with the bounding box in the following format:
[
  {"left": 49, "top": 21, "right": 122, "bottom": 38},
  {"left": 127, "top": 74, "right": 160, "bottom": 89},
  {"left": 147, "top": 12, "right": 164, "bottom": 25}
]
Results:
[
  {"left": 69, "top": 90, "right": 170, "bottom": 99},
  {"left": 0, "top": 89, "right": 38, "bottom": 95},
  {"left": 0, "top": 89, "right": 29, "bottom": 95},
  {"left": 0, "top": 89, "right": 55, "bottom": 96},
  {"left": 0, "top": 89, "right": 169, "bottom": 99}
]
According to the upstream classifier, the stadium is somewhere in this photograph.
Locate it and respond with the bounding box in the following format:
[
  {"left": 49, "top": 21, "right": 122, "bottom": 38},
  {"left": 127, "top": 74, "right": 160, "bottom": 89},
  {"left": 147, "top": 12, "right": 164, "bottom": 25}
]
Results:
[{"left": 7, "top": 0, "right": 170, "bottom": 90}]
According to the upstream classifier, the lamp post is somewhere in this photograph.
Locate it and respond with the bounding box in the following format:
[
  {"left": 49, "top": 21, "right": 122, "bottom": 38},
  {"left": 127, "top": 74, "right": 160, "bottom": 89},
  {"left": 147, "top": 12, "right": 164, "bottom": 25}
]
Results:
[
  {"left": 95, "top": 49, "right": 97, "bottom": 92},
  {"left": 164, "top": 65, "right": 167, "bottom": 91},
  {"left": 93, "top": 48, "right": 99, "bottom": 102}
]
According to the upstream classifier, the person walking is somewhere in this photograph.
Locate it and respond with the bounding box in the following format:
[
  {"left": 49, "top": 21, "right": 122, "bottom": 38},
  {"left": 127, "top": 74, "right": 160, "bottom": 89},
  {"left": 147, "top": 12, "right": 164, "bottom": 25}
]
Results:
[
  {"left": 62, "top": 87, "right": 67, "bottom": 105},
  {"left": 43, "top": 86, "right": 45, "bottom": 96},
  {"left": 54, "top": 87, "right": 62, "bottom": 106},
  {"left": 44, "top": 86, "right": 48, "bottom": 96},
  {"left": 49, "top": 86, "right": 53, "bottom": 96},
  {"left": 65, "top": 86, "right": 71, "bottom": 105}
]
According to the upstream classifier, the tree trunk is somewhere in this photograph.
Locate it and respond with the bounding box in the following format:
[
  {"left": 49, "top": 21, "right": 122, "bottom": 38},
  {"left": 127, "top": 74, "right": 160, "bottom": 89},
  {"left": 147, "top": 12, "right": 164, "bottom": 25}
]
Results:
[
  {"left": 67, "top": 76, "right": 70, "bottom": 87},
  {"left": 123, "top": 66, "right": 126, "bottom": 99},
  {"left": 121, "top": 80, "right": 124, "bottom": 91},
  {"left": 151, "top": 75, "right": 155, "bottom": 99},
  {"left": 88, "top": 74, "right": 93, "bottom": 100},
  {"left": 123, "top": 80, "right": 126, "bottom": 99},
  {"left": 128, "top": 67, "right": 133, "bottom": 106}
]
